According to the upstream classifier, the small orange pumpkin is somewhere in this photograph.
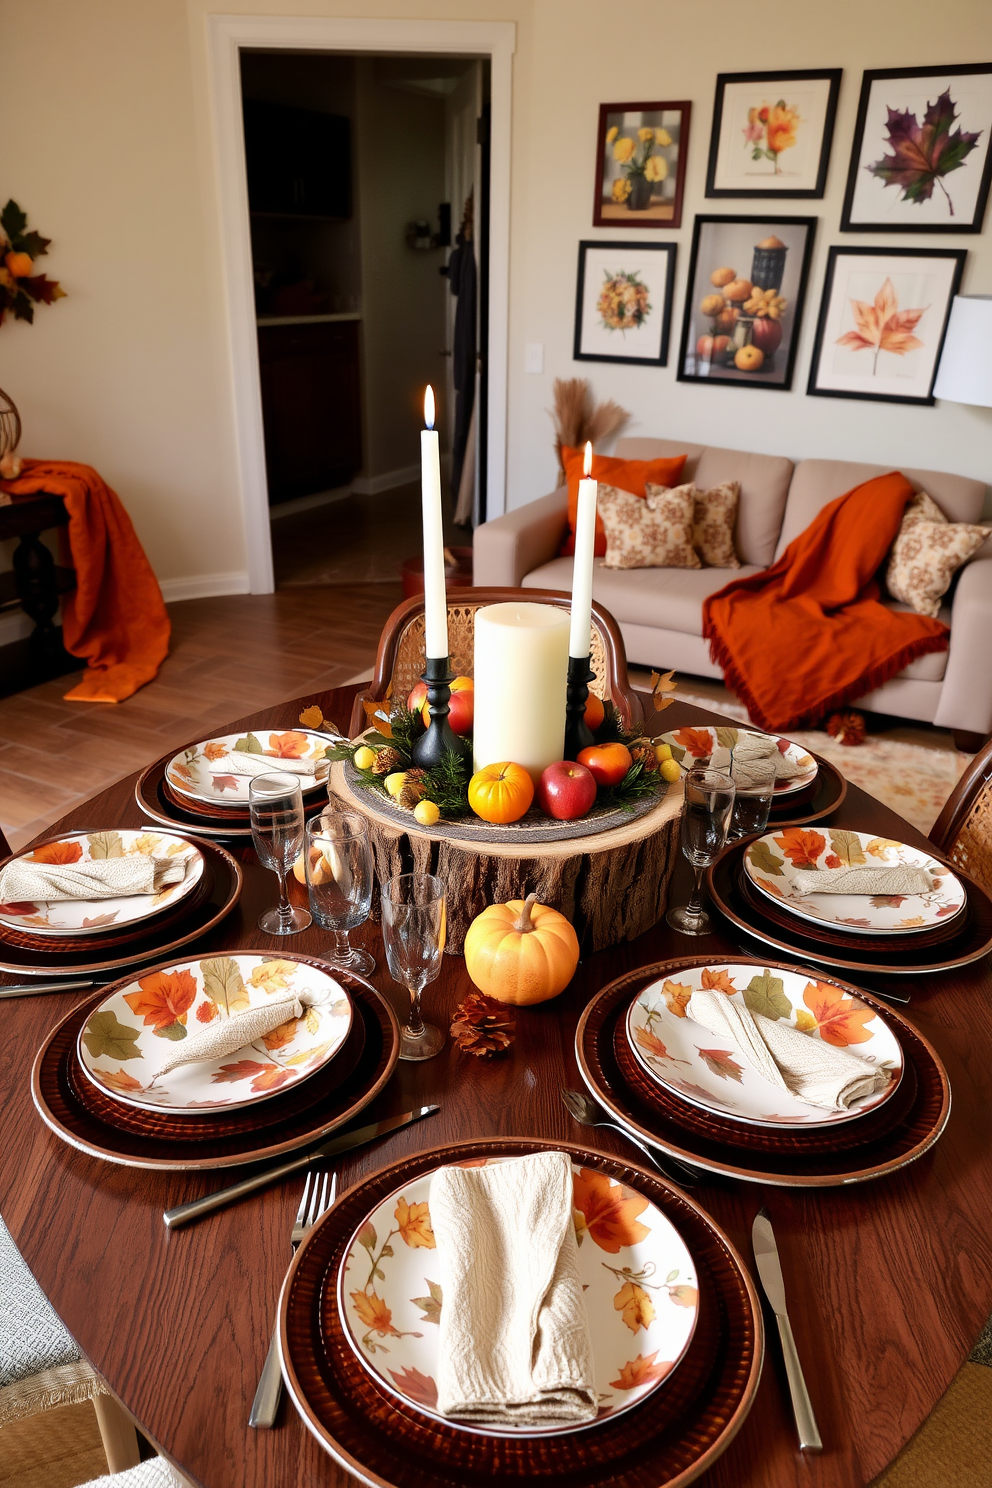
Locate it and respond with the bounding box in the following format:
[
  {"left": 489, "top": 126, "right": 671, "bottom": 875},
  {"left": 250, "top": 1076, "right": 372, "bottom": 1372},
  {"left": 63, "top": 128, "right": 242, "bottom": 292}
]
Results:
[
  {"left": 463, "top": 893, "right": 580, "bottom": 1005},
  {"left": 467, "top": 762, "right": 534, "bottom": 824}
]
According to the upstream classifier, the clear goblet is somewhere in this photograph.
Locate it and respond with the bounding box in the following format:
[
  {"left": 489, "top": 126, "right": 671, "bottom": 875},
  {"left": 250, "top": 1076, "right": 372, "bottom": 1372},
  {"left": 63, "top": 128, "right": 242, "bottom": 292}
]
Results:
[
  {"left": 380, "top": 872, "right": 446, "bottom": 1061},
  {"left": 304, "top": 813, "right": 375, "bottom": 975},
  {"left": 729, "top": 755, "right": 777, "bottom": 840},
  {"left": 666, "top": 763, "right": 735, "bottom": 936},
  {"left": 248, "top": 772, "right": 312, "bottom": 936}
]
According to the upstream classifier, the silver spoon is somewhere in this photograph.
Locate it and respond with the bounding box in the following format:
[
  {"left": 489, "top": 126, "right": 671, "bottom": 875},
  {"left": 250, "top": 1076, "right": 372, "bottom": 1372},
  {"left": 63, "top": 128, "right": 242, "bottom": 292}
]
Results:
[{"left": 560, "top": 1088, "right": 704, "bottom": 1188}]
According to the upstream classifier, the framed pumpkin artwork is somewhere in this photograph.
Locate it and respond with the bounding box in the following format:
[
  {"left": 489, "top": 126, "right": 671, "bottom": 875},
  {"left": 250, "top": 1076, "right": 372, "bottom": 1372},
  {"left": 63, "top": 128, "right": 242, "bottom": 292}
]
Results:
[
  {"left": 807, "top": 246, "right": 966, "bottom": 405},
  {"left": 841, "top": 64, "right": 992, "bottom": 231},
  {"left": 705, "top": 70, "right": 842, "bottom": 198},
  {"left": 676, "top": 215, "right": 816, "bottom": 391},
  {"left": 592, "top": 102, "right": 691, "bottom": 228}
]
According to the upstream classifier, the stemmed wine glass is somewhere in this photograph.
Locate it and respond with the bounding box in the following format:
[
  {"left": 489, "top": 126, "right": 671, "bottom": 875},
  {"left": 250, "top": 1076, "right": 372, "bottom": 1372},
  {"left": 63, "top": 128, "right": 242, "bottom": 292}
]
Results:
[
  {"left": 666, "top": 763, "right": 735, "bottom": 936},
  {"left": 304, "top": 813, "right": 375, "bottom": 975},
  {"left": 248, "top": 773, "right": 312, "bottom": 935},
  {"left": 380, "top": 873, "right": 446, "bottom": 1061}
]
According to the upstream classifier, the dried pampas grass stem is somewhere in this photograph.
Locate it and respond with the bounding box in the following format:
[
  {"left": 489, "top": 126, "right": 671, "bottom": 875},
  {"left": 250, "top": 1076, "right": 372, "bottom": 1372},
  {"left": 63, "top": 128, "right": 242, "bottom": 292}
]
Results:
[{"left": 550, "top": 378, "right": 630, "bottom": 481}]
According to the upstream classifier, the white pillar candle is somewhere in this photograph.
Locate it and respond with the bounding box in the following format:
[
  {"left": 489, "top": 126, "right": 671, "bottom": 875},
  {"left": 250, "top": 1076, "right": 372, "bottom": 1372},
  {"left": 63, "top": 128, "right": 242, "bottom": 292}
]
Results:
[
  {"left": 568, "top": 441, "right": 597, "bottom": 659},
  {"left": 421, "top": 385, "right": 448, "bottom": 659},
  {"left": 473, "top": 602, "right": 570, "bottom": 783}
]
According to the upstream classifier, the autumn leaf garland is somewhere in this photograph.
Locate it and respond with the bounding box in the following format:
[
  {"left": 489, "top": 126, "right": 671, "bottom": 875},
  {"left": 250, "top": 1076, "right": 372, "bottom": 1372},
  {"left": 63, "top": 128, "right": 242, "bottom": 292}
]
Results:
[{"left": 0, "top": 200, "right": 65, "bottom": 327}]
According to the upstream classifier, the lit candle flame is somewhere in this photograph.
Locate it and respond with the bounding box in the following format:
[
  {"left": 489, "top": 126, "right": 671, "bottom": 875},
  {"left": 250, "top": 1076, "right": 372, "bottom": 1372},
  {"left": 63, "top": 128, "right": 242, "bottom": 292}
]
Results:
[
  {"left": 583, "top": 441, "right": 593, "bottom": 477},
  {"left": 424, "top": 385, "right": 435, "bottom": 431}
]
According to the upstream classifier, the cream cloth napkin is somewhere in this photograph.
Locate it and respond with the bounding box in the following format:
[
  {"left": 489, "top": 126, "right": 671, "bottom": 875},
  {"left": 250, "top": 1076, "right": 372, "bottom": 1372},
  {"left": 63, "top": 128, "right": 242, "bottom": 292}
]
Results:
[
  {"left": 210, "top": 753, "right": 324, "bottom": 779},
  {"left": 0, "top": 855, "right": 187, "bottom": 904},
  {"left": 712, "top": 732, "right": 803, "bottom": 782},
  {"left": 687, "top": 988, "right": 889, "bottom": 1112},
  {"left": 791, "top": 865, "right": 935, "bottom": 896},
  {"left": 151, "top": 985, "right": 335, "bottom": 1081},
  {"left": 430, "top": 1151, "right": 597, "bottom": 1426}
]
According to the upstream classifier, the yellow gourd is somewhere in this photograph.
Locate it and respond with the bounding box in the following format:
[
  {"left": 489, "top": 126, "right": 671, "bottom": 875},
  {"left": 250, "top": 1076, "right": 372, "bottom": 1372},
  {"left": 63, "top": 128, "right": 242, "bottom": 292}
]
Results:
[{"left": 463, "top": 893, "right": 580, "bottom": 1005}]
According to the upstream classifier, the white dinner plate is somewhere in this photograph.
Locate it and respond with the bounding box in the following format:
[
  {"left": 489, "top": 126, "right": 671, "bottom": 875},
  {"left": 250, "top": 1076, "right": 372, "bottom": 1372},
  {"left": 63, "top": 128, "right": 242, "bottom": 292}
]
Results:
[
  {"left": 337, "top": 1156, "right": 699, "bottom": 1437},
  {"left": 625, "top": 963, "right": 903, "bottom": 1128},
  {"left": 659, "top": 724, "right": 817, "bottom": 796},
  {"left": 166, "top": 729, "right": 330, "bottom": 808}
]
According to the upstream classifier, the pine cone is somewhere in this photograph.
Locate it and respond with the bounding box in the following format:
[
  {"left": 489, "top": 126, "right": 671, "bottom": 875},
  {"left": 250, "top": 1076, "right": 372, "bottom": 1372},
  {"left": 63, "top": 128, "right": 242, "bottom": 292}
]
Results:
[
  {"left": 371, "top": 746, "right": 403, "bottom": 775},
  {"left": 450, "top": 993, "right": 516, "bottom": 1058},
  {"left": 826, "top": 711, "right": 866, "bottom": 747},
  {"left": 405, "top": 768, "right": 429, "bottom": 784},
  {"left": 629, "top": 743, "right": 659, "bottom": 773},
  {"left": 397, "top": 782, "right": 424, "bottom": 809}
]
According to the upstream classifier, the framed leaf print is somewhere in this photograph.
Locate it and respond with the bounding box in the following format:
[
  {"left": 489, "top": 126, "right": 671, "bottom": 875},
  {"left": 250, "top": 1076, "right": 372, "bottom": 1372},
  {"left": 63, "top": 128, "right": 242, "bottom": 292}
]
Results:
[
  {"left": 676, "top": 215, "right": 816, "bottom": 391},
  {"left": 592, "top": 102, "right": 691, "bottom": 229},
  {"left": 841, "top": 65, "right": 992, "bottom": 231},
  {"left": 573, "top": 241, "right": 677, "bottom": 366},
  {"left": 807, "top": 247, "right": 966, "bottom": 405},
  {"left": 706, "top": 70, "right": 842, "bottom": 198}
]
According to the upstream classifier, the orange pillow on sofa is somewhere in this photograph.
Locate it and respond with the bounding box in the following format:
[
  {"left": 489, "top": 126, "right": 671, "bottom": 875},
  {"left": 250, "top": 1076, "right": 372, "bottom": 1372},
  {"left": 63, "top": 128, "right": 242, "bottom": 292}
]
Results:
[{"left": 559, "top": 446, "right": 688, "bottom": 556}]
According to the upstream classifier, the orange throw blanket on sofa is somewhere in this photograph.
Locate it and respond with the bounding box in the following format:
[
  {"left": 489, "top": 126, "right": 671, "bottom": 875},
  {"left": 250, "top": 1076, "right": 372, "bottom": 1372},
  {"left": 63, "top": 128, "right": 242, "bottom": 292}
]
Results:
[
  {"left": 1, "top": 460, "right": 170, "bottom": 703},
  {"left": 702, "top": 471, "right": 949, "bottom": 732}
]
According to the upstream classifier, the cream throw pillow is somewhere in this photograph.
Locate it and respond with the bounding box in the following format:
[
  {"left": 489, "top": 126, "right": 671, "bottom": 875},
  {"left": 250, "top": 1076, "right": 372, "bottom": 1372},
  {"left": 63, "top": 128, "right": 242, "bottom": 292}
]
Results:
[
  {"left": 647, "top": 480, "right": 742, "bottom": 568},
  {"left": 885, "top": 491, "right": 988, "bottom": 617},
  {"left": 597, "top": 483, "right": 700, "bottom": 570}
]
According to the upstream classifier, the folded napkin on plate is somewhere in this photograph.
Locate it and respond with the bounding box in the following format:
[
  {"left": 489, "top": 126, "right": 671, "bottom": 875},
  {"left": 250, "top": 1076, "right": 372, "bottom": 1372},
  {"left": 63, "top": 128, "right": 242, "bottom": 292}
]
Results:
[
  {"left": 151, "top": 985, "right": 336, "bottom": 1081},
  {"left": 687, "top": 988, "right": 889, "bottom": 1112},
  {"left": 209, "top": 752, "right": 325, "bottom": 779},
  {"left": 0, "top": 854, "right": 188, "bottom": 904},
  {"left": 430, "top": 1150, "right": 597, "bottom": 1427},
  {"left": 711, "top": 732, "right": 803, "bottom": 783},
  {"left": 790, "top": 865, "right": 935, "bottom": 896}
]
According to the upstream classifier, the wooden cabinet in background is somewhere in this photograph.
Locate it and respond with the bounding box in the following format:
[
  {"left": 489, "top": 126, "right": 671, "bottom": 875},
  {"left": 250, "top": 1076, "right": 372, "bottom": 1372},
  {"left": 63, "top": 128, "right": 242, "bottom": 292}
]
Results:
[{"left": 257, "top": 320, "right": 362, "bottom": 502}]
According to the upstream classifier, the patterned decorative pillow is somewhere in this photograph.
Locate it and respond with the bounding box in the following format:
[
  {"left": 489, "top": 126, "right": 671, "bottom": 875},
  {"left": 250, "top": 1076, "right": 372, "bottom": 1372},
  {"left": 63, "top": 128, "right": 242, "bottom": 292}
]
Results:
[
  {"left": 598, "top": 483, "right": 700, "bottom": 570},
  {"left": 646, "top": 481, "right": 741, "bottom": 568},
  {"left": 885, "top": 491, "right": 988, "bottom": 617}
]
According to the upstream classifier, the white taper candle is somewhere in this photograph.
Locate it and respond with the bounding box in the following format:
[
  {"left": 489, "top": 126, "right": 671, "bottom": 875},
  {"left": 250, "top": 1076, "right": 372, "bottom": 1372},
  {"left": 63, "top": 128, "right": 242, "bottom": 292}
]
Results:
[
  {"left": 421, "top": 385, "right": 448, "bottom": 658},
  {"left": 568, "top": 441, "right": 597, "bottom": 659}
]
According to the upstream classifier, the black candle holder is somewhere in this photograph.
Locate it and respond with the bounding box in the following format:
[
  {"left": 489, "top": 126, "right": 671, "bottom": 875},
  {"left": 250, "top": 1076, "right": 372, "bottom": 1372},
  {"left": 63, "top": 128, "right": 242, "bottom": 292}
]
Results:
[
  {"left": 564, "top": 654, "right": 596, "bottom": 761},
  {"left": 410, "top": 656, "right": 473, "bottom": 770}
]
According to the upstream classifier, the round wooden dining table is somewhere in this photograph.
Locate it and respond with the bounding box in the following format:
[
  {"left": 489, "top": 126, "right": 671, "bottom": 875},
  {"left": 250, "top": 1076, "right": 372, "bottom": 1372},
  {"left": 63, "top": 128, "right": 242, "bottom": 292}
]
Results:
[{"left": 2, "top": 685, "right": 990, "bottom": 1488}]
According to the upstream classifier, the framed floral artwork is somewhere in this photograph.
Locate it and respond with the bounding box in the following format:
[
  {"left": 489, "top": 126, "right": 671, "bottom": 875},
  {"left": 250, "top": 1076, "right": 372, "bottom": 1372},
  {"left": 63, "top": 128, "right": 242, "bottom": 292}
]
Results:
[
  {"left": 807, "top": 247, "right": 966, "bottom": 405},
  {"left": 676, "top": 215, "right": 816, "bottom": 391},
  {"left": 705, "top": 70, "right": 842, "bottom": 198},
  {"left": 592, "top": 102, "right": 691, "bottom": 229},
  {"left": 841, "top": 65, "right": 992, "bottom": 231},
  {"left": 573, "top": 241, "right": 677, "bottom": 366}
]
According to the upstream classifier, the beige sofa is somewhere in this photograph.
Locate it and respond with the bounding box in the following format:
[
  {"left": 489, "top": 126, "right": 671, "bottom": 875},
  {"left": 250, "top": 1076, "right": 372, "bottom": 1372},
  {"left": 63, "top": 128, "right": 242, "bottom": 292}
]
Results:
[{"left": 473, "top": 438, "right": 992, "bottom": 744}]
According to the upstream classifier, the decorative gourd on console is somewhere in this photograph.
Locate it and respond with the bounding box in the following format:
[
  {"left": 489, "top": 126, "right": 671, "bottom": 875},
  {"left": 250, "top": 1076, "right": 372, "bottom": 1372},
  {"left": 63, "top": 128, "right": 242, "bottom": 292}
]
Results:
[{"left": 463, "top": 893, "right": 580, "bottom": 1005}]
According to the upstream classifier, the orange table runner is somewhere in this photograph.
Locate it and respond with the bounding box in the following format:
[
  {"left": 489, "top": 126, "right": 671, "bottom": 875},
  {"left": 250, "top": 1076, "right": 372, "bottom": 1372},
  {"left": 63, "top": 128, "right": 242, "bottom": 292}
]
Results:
[
  {"left": 0, "top": 459, "right": 170, "bottom": 703},
  {"left": 702, "top": 471, "right": 949, "bottom": 732}
]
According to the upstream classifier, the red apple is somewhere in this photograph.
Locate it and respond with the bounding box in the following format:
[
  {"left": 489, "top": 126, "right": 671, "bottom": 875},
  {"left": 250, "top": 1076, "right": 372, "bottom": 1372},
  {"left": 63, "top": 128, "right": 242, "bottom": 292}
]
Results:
[
  {"left": 409, "top": 675, "right": 474, "bottom": 735},
  {"left": 537, "top": 761, "right": 597, "bottom": 821},
  {"left": 577, "top": 741, "right": 632, "bottom": 788},
  {"left": 750, "top": 317, "right": 782, "bottom": 356},
  {"left": 407, "top": 680, "right": 428, "bottom": 716}
]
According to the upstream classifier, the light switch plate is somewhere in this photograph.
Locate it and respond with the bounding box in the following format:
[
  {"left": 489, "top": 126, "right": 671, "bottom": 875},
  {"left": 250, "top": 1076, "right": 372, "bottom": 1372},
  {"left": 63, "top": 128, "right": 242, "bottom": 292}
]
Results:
[{"left": 525, "top": 342, "right": 544, "bottom": 374}]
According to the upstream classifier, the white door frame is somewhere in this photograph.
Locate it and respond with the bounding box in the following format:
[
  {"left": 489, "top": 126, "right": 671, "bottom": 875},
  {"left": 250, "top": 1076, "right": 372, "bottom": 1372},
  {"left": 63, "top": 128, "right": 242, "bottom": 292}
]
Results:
[{"left": 206, "top": 14, "right": 516, "bottom": 593}]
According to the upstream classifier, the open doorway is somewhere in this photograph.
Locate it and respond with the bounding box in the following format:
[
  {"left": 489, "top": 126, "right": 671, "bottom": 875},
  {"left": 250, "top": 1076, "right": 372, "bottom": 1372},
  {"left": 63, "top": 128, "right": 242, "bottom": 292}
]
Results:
[{"left": 238, "top": 49, "right": 490, "bottom": 591}]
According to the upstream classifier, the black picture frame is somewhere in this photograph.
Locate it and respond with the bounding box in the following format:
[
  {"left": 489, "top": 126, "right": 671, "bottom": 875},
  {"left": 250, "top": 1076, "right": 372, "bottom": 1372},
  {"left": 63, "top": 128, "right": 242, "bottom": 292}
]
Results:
[
  {"left": 807, "top": 245, "right": 966, "bottom": 406},
  {"left": 573, "top": 240, "right": 677, "bottom": 366},
  {"left": 705, "top": 70, "right": 841, "bottom": 199},
  {"left": 841, "top": 64, "right": 992, "bottom": 232},
  {"left": 676, "top": 214, "right": 816, "bottom": 392}
]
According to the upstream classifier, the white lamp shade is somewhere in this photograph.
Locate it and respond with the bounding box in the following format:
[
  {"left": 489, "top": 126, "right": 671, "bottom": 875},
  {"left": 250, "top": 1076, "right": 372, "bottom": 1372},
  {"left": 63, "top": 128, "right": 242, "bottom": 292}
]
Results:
[{"left": 934, "top": 295, "right": 992, "bottom": 407}]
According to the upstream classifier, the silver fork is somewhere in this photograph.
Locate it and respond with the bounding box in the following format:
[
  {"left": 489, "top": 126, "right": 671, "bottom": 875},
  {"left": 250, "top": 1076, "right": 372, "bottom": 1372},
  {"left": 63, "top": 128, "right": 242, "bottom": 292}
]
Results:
[
  {"left": 249, "top": 1169, "right": 337, "bottom": 1428},
  {"left": 560, "top": 1088, "right": 705, "bottom": 1188}
]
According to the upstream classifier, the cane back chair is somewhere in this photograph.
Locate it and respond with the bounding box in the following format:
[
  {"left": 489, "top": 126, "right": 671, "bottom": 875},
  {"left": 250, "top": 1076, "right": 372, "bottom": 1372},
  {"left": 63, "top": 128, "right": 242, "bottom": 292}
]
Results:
[{"left": 929, "top": 736, "right": 992, "bottom": 895}]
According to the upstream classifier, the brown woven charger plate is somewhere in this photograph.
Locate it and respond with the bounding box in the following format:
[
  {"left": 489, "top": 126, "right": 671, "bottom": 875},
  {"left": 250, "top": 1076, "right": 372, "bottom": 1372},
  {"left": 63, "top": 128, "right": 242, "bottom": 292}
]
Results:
[
  {"left": 0, "top": 838, "right": 242, "bottom": 980},
  {"left": 137, "top": 754, "right": 328, "bottom": 840},
  {"left": 31, "top": 965, "right": 399, "bottom": 1170},
  {"left": 762, "top": 750, "right": 847, "bottom": 828},
  {"left": 280, "top": 1137, "right": 763, "bottom": 1488},
  {"left": 576, "top": 958, "right": 950, "bottom": 1187},
  {"left": 708, "top": 840, "right": 992, "bottom": 977}
]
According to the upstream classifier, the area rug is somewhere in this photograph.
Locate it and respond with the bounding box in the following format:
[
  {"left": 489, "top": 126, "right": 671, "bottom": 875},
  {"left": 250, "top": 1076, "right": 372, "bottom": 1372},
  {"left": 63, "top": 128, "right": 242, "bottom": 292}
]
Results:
[{"left": 675, "top": 692, "right": 971, "bottom": 837}]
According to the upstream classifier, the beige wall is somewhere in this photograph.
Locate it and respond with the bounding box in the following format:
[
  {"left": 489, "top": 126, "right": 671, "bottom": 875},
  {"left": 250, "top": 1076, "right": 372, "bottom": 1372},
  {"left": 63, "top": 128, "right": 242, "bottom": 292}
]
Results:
[{"left": 1, "top": 0, "right": 990, "bottom": 597}]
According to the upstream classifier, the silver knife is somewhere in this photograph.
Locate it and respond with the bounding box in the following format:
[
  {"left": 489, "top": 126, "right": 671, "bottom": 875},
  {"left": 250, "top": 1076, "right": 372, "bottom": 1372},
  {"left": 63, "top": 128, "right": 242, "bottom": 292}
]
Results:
[
  {"left": 163, "top": 1105, "right": 439, "bottom": 1229},
  {"left": 752, "top": 1207, "right": 823, "bottom": 1452}
]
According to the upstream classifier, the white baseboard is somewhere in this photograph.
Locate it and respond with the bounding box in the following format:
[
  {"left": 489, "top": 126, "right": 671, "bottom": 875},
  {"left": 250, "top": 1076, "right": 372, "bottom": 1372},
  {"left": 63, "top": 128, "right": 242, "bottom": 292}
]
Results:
[
  {"left": 269, "top": 485, "right": 354, "bottom": 520},
  {"left": 350, "top": 463, "right": 420, "bottom": 496},
  {"left": 158, "top": 571, "right": 250, "bottom": 602}
]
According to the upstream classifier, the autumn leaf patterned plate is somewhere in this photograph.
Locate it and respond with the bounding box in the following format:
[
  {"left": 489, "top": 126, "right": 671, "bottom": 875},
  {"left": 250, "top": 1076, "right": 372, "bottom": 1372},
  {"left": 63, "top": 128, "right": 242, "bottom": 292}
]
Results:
[
  {"left": 165, "top": 729, "right": 331, "bottom": 808},
  {"left": 625, "top": 964, "right": 903, "bottom": 1129},
  {"left": 76, "top": 954, "right": 352, "bottom": 1114},
  {"left": 335, "top": 1157, "right": 699, "bottom": 1438},
  {"left": 0, "top": 829, "right": 204, "bottom": 938},
  {"left": 659, "top": 724, "right": 817, "bottom": 796},
  {"left": 743, "top": 827, "right": 967, "bottom": 936}
]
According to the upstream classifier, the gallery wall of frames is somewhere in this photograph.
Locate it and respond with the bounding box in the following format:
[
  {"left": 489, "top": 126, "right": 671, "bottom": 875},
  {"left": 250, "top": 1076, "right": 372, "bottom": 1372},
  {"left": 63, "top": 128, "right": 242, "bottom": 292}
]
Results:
[{"left": 576, "top": 64, "right": 992, "bottom": 408}]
